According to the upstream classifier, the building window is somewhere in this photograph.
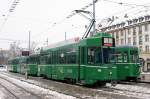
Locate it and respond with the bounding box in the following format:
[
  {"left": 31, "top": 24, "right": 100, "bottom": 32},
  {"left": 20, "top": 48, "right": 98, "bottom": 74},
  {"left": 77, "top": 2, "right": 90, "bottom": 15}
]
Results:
[
  {"left": 128, "top": 37, "right": 131, "bottom": 44},
  {"left": 111, "top": 32, "right": 114, "bottom": 37},
  {"left": 121, "top": 30, "right": 123, "bottom": 36},
  {"left": 145, "top": 34, "right": 149, "bottom": 42},
  {"left": 145, "top": 24, "right": 148, "bottom": 31},
  {"left": 139, "top": 46, "right": 143, "bottom": 52},
  {"left": 116, "top": 31, "right": 119, "bottom": 38},
  {"left": 139, "top": 25, "right": 142, "bottom": 34},
  {"left": 128, "top": 28, "right": 131, "bottom": 35},
  {"left": 133, "top": 27, "right": 136, "bottom": 35},
  {"left": 133, "top": 37, "right": 136, "bottom": 45},
  {"left": 145, "top": 45, "right": 149, "bottom": 52},
  {"left": 139, "top": 36, "right": 142, "bottom": 45},
  {"left": 121, "top": 39, "right": 124, "bottom": 45},
  {"left": 116, "top": 39, "right": 119, "bottom": 45}
]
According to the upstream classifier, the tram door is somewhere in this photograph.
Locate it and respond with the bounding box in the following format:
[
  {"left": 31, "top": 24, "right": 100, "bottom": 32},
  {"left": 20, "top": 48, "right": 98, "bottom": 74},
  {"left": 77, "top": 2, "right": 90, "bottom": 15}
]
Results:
[{"left": 78, "top": 47, "right": 87, "bottom": 81}]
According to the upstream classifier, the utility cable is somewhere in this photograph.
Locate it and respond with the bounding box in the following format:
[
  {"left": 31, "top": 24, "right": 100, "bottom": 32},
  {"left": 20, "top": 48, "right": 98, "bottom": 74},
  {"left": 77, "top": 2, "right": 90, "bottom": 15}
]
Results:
[{"left": 0, "top": 0, "right": 20, "bottom": 32}]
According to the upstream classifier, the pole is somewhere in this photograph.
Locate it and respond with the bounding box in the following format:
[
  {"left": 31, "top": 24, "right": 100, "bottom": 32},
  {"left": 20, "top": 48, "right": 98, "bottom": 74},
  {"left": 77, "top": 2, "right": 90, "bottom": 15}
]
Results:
[
  {"left": 29, "top": 31, "right": 30, "bottom": 54},
  {"left": 46, "top": 38, "right": 48, "bottom": 46},
  {"left": 92, "top": 0, "right": 96, "bottom": 36},
  {"left": 65, "top": 32, "right": 66, "bottom": 40}
]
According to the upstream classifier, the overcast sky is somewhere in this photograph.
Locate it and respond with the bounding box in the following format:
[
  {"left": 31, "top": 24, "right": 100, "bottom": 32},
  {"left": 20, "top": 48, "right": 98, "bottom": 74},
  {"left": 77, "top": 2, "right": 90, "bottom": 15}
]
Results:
[{"left": 0, "top": 0, "right": 150, "bottom": 50}]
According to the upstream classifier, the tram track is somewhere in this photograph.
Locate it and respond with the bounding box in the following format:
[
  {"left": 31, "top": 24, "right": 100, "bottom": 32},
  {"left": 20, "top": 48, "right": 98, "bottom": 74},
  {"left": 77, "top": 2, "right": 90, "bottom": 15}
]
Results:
[
  {"left": 0, "top": 76, "right": 42, "bottom": 99},
  {"left": 100, "top": 82, "right": 150, "bottom": 99},
  {"left": 2, "top": 71, "right": 150, "bottom": 99},
  {"left": 0, "top": 72, "right": 77, "bottom": 99},
  {"left": 0, "top": 72, "right": 144, "bottom": 99},
  {"left": 103, "top": 85, "right": 150, "bottom": 95},
  {"left": 118, "top": 80, "right": 150, "bottom": 88},
  {"left": 0, "top": 82, "right": 19, "bottom": 99}
]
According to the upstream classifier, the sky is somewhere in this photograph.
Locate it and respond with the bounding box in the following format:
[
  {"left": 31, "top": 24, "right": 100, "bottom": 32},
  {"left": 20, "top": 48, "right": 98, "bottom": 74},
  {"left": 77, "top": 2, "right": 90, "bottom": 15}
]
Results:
[{"left": 0, "top": 0, "right": 150, "bottom": 50}]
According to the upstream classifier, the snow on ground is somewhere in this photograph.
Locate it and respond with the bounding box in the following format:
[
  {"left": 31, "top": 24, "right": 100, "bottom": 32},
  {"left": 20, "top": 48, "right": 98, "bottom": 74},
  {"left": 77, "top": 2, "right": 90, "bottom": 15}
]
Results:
[
  {"left": 0, "top": 90, "right": 5, "bottom": 99},
  {"left": 109, "top": 84, "right": 150, "bottom": 99},
  {"left": 1, "top": 72, "right": 114, "bottom": 99},
  {"left": 0, "top": 67, "right": 7, "bottom": 72},
  {"left": 141, "top": 72, "right": 150, "bottom": 75},
  {"left": 0, "top": 74, "right": 76, "bottom": 99}
]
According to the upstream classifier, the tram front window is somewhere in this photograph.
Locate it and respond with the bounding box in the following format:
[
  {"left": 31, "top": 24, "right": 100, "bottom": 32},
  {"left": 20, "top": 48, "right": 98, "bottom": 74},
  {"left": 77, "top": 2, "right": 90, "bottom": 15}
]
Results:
[{"left": 88, "top": 47, "right": 114, "bottom": 64}]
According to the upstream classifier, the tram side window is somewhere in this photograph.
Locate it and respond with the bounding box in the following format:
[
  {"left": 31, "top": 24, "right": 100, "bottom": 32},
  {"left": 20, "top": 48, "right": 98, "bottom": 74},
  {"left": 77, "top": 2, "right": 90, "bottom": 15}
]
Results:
[
  {"left": 35, "top": 57, "right": 40, "bottom": 64},
  {"left": 80, "top": 47, "right": 86, "bottom": 64},
  {"left": 28, "top": 58, "right": 32, "bottom": 64},
  {"left": 67, "top": 52, "right": 76, "bottom": 64},
  {"left": 46, "top": 55, "right": 50, "bottom": 64},
  {"left": 47, "top": 53, "right": 52, "bottom": 64},
  {"left": 12, "top": 59, "right": 19, "bottom": 65},
  {"left": 26, "top": 58, "right": 30, "bottom": 64},
  {"left": 65, "top": 48, "right": 77, "bottom": 64},
  {"left": 53, "top": 51, "right": 57, "bottom": 64},
  {"left": 88, "top": 48, "right": 95, "bottom": 64},
  {"left": 95, "top": 48, "right": 102, "bottom": 64},
  {"left": 59, "top": 51, "right": 65, "bottom": 64},
  {"left": 130, "top": 50, "right": 138, "bottom": 63},
  {"left": 53, "top": 51, "right": 60, "bottom": 64},
  {"left": 28, "top": 57, "right": 35, "bottom": 64},
  {"left": 55, "top": 51, "right": 59, "bottom": 64},
  {"left": 116, "top": 53, "right": 123, "bottom": 63},
  {"left": 51, "top": 52, "right": 54, "bottom": 64},
  {"left": 40, "top": 56, "right": 47, "bottom": 64},
  {"left": 109, "top": 54, "right": 115, "bottom": 63},
  {"left": 123, "top": 52, "right": 128, "bottom": 62},
  {"left": 103, "top": 48, "right": 111, "bottom": 63}
]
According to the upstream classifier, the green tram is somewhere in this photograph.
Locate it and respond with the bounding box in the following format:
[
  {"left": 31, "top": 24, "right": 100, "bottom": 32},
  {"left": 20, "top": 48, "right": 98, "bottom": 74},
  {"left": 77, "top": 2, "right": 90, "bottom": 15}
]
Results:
[
  {"left": 8, "top": 58, "right": 19, "bottom": 73},
  {"left": 19, "top": 56, "right": 28, "bottom": 74},
  {"left": 26, "top": 54, "right": 39, "bottom": 76},
  {"left": 8, "top": 56, "right": 28, "bottom": 74},
  {"left": 38, "top": 33, "right": 117, "bottom": 85},
  {"left": 9, "top": 55, "right": 39, "bottom": 76},
  {"left": 7, "top": 33, "right": 142, "bottom": 85},
  {"left": 111, "top": 45, "right": 140, "bottom": 81}
]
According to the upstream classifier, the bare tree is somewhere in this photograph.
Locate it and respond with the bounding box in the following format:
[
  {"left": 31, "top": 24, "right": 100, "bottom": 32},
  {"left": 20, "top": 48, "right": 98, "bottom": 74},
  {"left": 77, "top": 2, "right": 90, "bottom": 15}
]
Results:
[
  {"left": 8, "top": 42, "right": 22, "bottom": 59},
  {"left": 30, "top": 41, "right": 38, "bottom": 54}
]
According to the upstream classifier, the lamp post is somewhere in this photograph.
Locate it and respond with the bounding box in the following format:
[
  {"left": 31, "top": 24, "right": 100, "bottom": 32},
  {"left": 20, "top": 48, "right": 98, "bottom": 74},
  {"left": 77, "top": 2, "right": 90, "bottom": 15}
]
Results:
[{"left": 29, "top": 31, "right": 30, "bottom": 55}]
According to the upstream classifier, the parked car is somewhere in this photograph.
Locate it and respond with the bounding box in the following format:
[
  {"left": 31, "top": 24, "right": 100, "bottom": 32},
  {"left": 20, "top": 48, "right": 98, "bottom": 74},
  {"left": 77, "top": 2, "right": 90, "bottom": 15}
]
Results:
[{"left": 0, "top": 65, "right": 4, "bottom": 67}]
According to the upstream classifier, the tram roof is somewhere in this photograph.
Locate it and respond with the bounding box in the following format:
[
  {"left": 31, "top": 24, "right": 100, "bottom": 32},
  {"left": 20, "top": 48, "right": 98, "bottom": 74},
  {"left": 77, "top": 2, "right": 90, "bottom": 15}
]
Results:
[{"left": 116, "top": 45, "right": 138, "bottom": 49}]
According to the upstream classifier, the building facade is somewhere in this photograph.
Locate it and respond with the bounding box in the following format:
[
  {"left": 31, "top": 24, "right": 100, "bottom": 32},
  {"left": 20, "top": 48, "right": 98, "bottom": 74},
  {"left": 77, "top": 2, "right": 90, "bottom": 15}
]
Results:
[{"left": 99, "top": 15, "right": 150, "bottom": 72}]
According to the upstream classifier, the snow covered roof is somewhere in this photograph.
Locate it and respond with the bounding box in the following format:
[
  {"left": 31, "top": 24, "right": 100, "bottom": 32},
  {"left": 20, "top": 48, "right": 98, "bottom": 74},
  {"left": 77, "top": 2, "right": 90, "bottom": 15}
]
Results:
[{"left": 99, "top": 14, "right": 150, "bottom": 32}]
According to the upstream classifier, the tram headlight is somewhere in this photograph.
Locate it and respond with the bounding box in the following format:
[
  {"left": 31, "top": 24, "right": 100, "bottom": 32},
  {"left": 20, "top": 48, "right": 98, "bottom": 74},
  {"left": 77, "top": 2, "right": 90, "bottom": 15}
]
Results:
[{"left": 110, "top": 72, "right": 112, "bottom": 75}]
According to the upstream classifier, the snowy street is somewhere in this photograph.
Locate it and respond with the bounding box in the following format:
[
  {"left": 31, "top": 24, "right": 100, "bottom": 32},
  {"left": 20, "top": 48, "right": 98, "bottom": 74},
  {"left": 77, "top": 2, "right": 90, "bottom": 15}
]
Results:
[
  {"left": 1, "top": 0, "right": 150, "bottom": 98},
  {"left": 0, "top": 70, "right": 76, "bottom": 99},
  {"left": 1, "top": 68, "right": 150, "bottom": 99},
  {"left": 0, "top": 70, "right": 140, "bottom": 99}
]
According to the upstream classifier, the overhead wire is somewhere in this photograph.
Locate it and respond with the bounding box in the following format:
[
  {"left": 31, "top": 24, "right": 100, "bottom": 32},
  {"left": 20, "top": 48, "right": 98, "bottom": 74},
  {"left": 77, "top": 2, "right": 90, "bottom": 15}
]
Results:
[
  {"left": 32, "top": 0, "right": 150, "bottom": 41},
  {"left": 100, "top": 0, "right": 150, "bottom": 17},
  {"left": 103, "top": 0, "right": 149, "bottom": 7},
  {"left": 1, "top": 0, "right": 150, "bottom": 45},
  {"left": 0, "top": 0, "right": 20, "bottom": 32},
  {"left": 0, "top": 37, "right": 41, "bottom": 47},
  {"left": 32, "top": 0, "right": 100, "bottom": 39},
  {"left": 96, "top": 0, "right": 150, "bottom": 27}
]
